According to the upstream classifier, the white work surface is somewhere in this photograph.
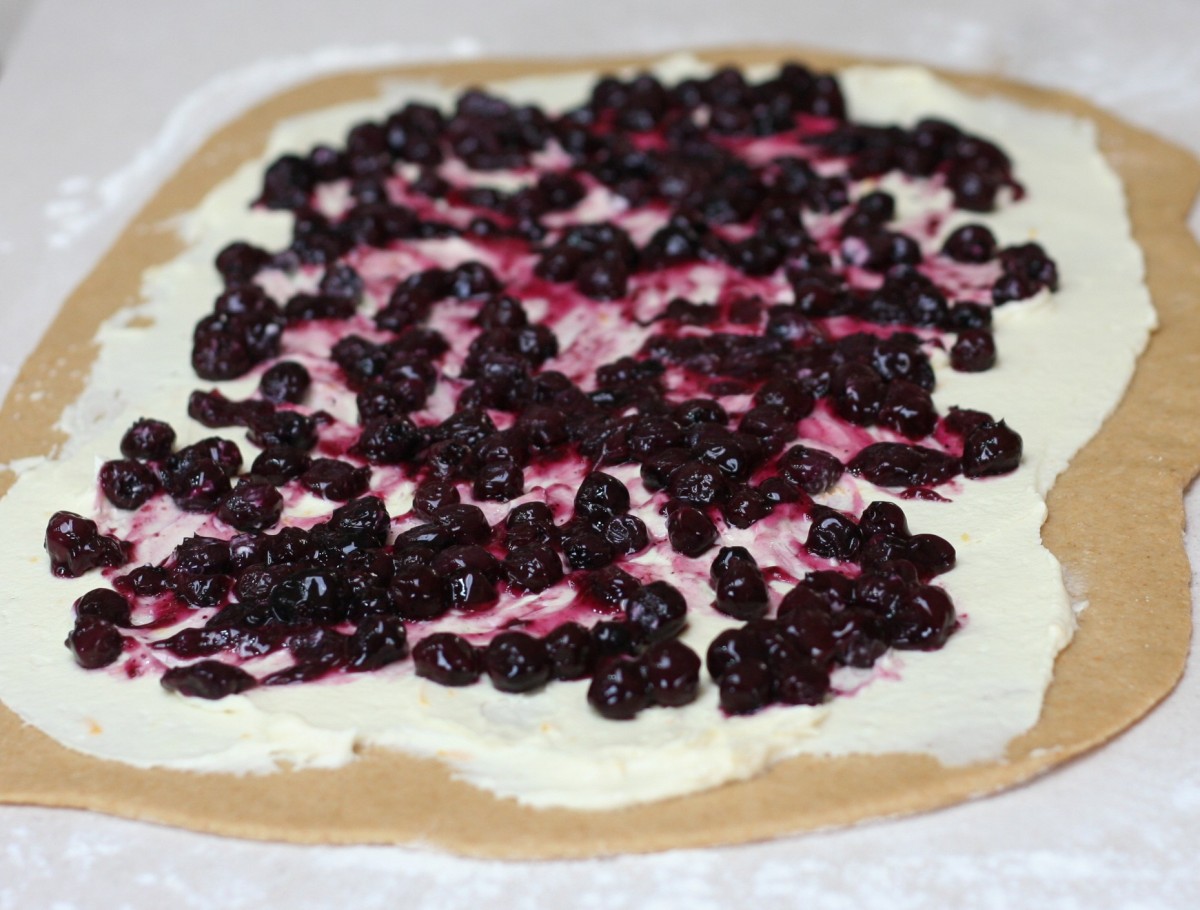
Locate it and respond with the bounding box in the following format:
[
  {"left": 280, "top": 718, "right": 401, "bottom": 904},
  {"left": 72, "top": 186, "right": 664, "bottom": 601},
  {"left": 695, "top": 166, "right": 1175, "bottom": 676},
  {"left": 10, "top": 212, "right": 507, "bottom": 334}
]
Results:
[{"left": 1, "top": 1, "right": 1199, "bottom": 906}]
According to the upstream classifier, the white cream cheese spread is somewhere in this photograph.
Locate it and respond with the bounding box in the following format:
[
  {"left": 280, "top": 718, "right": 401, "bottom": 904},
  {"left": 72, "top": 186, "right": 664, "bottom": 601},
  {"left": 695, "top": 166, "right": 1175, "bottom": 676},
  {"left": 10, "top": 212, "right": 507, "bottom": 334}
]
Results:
[{"left": 0, "top": 58, "right": 1153, "bottom": 810}]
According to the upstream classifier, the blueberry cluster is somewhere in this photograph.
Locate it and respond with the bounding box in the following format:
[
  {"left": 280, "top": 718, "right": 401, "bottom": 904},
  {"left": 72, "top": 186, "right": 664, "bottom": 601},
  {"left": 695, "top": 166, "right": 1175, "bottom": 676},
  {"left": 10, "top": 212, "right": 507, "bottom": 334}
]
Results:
[{"left": 48, "top": 61, "right": 1058, "bottom": 723}]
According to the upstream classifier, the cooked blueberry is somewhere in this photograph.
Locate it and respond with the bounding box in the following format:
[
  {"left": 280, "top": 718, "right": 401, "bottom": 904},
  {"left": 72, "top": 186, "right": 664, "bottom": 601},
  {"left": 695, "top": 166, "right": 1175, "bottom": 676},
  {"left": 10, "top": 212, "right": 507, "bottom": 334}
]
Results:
[
  {"left": 65, "top": 615, "right": 125, "bottom": 669},
  {"left": 45, "top": 511, "right": 130, "bottom": 578},
  {"left": 774, "top": 662, "right": 830, "bottom": 705},
  {"left": 950, "top": 329, "right": 997, "bottom": 372},
  {"left": 218, "top": 479, "right": 283, "bottom": 532},
  {"left": 889, "top": 584, "right": 956, "bottom": 649},
  {"left": 602, "top": 514, "right": 648, "bottom": 554},
  {"left": 625, "top": 580, "right": 687, "bottom": 642},
  {"left": 878, "top": 380, "right": 938, "bottom": 439},
  {"left": 473, "top": 460, "right": 525, "bottom": 501},
  {"left": 120, "top": 418, "right": 176, "bottom": 461},
  {"left": 713, "top": 561, "right": 770, "bottom": 620},
  {"left": 259, "top": 361, "right": 311, "bottom": 403},
  {"left": 447, "top": 568, "right": 498, "bottom": 609},
  {"left": 666, "top": 504, "right": 718, "bottom": 557},
  {"left": 805, "top": 505, "right": 862, "bottom": 561},
  {"left": 859, "top": 501, "right": 910, "bottom": 539},
  {"left": 505, "top": 544, "right": 563, "bottom": 592},
  {"left": 413, "top": 633, "right": 481, "bottom": 686},
  {"left": 347, "top": 616, "right": 408, "bottom": 671},
  {"left": 99, "top": 459, "right": 159, "bottom": 510},
  {"left": 388, "top": 566, "right": 449, "bottom": 620},
  {"left": 574, "top": 471, "right": 630, "bottom": 523},
  {"left": 718, "top": 659, "right": 773, "bottom": 715},
  {"left": 74, "top": 588, "right": 133, "bottom": 627},
  {"left": 962, "top": 420, "right": 1022, "bottom": 477},
  {"left": 562, "top": 529, "right": 616, "bottom": 570},
  {"left": 941, "top": 224, "right": 996, "bottom": 262},
  {"left": 643, "top": 640, "right": 701, "bottom": 707},
  {"left": 587, "top": 659, "right": 650, "bottom": 719},
  {"left": 250, "top": 446, "right": 311, "bottom": 485},
  {"left": 161, "top": 661, "right": 257, "bottom": 699},
  {"left": 779, "top": 445, "right": 843, "bottom": 494},
  {"left": 544, "top": 622, "right": 595, "bottom": 680},
  {"left": 301, "top": 459, "right": 371, "bottom": 500},
  {"left": 669, "top": 461, "right": 728, "bottom": 504},
  {"left": 848, "top": 443, "right": 959, "bottom": 488},
  {"left": 433, "top": 503, "right": 492, "bottom": 545},
  {"left": 485, "top": 631, "right": 550, "bottom": 693}
]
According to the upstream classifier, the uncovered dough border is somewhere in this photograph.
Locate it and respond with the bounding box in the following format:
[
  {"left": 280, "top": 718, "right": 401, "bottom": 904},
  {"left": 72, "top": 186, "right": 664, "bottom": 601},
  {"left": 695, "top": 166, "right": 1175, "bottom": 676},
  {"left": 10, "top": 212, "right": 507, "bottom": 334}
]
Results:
[{"left": 0, "top": 46, "right": 1197, "bottom": 858}]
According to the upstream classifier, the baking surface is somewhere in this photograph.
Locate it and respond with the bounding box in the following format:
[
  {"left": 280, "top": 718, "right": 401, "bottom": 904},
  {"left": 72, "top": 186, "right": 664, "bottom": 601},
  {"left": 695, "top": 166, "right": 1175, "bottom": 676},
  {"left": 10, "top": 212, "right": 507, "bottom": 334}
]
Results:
[{"left": 1, "top": 0, "right": 1199, "bottom": 905}]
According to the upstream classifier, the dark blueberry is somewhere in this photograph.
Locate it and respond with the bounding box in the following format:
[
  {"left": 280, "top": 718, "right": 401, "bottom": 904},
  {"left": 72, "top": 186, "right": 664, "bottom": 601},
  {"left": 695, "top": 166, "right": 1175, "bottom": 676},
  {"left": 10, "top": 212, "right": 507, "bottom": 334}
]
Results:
[
  {"left": 170, "top": 571, "right": 232, "bottom": 608},
  {"left": 319, "top": 262, "right": 364, "bottom": 301},
  {"left": 431, "top": 544, "right": 501, "bottom": 581},
  {"left": 946, "top": 301, "right": 992, "bottom": 332},
  {"left": 347, "top": 616, "right": 408, "bottom": 671},
  {"left": 805, "top": 504, "right": 862, "bottom": 561},
  {"left": 284, "top": 292, "right": 356, "bottom": 323},
  {"left": 187, "top": 389, "right": 245, "bottom": 428},
  {"left": 575, "top": 256, "right": 629, "bottom": 301},
  {"left": 413, "top": 479, "right": 460, "bottom": 519},
  {"left": 904, "top": 534, "right": 957, "bottom": 578},
  {"left": 259, "top": 361, "right": 311, "bottom": 404},
  {"left": 710, "top": 545, "right": 756, "bottom": 583},
  {"left": 170, "top": 535, "right": 230, "bottom": 575},
  {"left": 602, "top": 514, "right": 648, "bottom": 554},
  {"left": 447, "top": 568, "right": 498, "bottom": 609},
  {"left": 215, "top": 240, "right": 271, "bottom": 285},
  {"left": 590, "top": 619, "right": 647, "bottom": 659},
  {"left": 625, "top": 580, "right": 687, "bottom": 642},
  {"left": 161, "top": 661, "right": 257, "bottom": 699},
  {"left": 475, "top": 294, "right": 529, "bottom": 330},
  {"left": 758, "top": 476, "right": 806, "bottom": 506},
  {"left": 705, "top": 627, "right": 768, "bottom": 681},
  {"left": 267, "top": 569, "right": 349, "bottom": 626},
  {"left": 265, "top": 526, "right": 315, "bottom": 565},
  {"left": 544, "top": 622, "right": 595, "bottom": 680},
  {"left": 942, "top": 223, "right": 996, "bottom": 262},
  {"left": 505, "top": 544, "right": 564, "bottom": 592},
  {"left": 388, "top": 566, "right": 449, "bottom": 621},
  {"left": 301, "top": 459, "right": 371, "bottom": 501},
  {"left": 1000, "top": 242, "right": 1058, "bottom": 291},
  {"left": 65, "top": 615, "right": 125, "bottom": 669},
  {"left": 562, "top": 529, "right": 616, "bottom": 570},
  {"left": 218, "top": 479, "right": 283, "bottom": 532},
  {"left": 775, "top": 662, "right": 830, "bottom": 705},
  {"left": 950, "top": 329, "right": 997, "bottom": 372},
  {"left": 831, "top": 607, "right": 889, "bottom": 667},
  {"left": 120, "top": 418, "right": 176, "bottom": 461},
  {"left": 643, "top": 640, "right": 701, "bottom": 707},
  {"left": 674, "top": 398, "right": 727, "bottom": 427},
  {"left": 889, "top": 585, "right": 956, "bottom": 649},
  {"left": 754, "top": 377, "right": 814, "bottom": 420},
  {"left": 45, "top": 511, "right": 130, "bottom": 578},
  {"left": 432, "top": 503, "right": 491, "bottom": 546},
  {"left": 580, "top": 565, "right": 643, "bottom": 613},
  {"left": 848, "top": 443, "right": 960, "bottom": 488},
  {"left": 666, "top": 504, "right": 718, "bottom": 557},
  {"left": 485, "top": 631, "right": 550, "bottom": 693},
  {"left": 943, "top": 407, "right": 996, "bottom": 438},
  {"left": 250, "top": 446, "right": 311, "bottom": 485},
  {"left": 713, "top": 561, "right": 770, "bottom": 621},
  {"left": 449, "top": 261, "right": 501, "bottom": 299},
  {"left": 878, "top": 379, "right": 938, "bottom": 439},
  {"left": 412, "top": 633, "right": 481, "bottom": 686},
  {"left": 587, "top": 659, "right": 650, "bottom": 720},
  {"left": 831, "top": 362, "right": 885, "bottom": 425},
  {"left": 424, "top": 439, "right": 477, "bottom": 480},
  {"left": 859, "top": 501, "right": 910, "bottom": 539},
  {"left": 573, "top": 471, "right": 630, "bottom": 524},
  {"left": 506, "top": 501, "right": 555, "bottom": 527},
  {"left": 777, "top": 601, "right": 838, "bottom": 667},
  {"left": 961, "top": 420, "right": 1022, "bottom": 477},
  {"left": 74, "top": 588, "right": 133, "bottom": 627},
  {"left": 721, "top": 485, "right": 773, "bottom": 529},
  {"left": 628, "top": 415, "right": 685, "bottom": 460},
  {"left": 115, "top": 564, "right": 170, "bottom": 598},
  {"left": 640, "top": 447, "right": 692, "bottom": 492},
  {"left": 718, "top": 660, "right": 773, "bottom": 715},
  {"left": 99, "top": 459, "right": 159, "bottom": 510},
  {"left": 246, "top": 410, "right": 318, "bottom": 451},
  {"left": 473, "top": 459, "right": 525, "bottom": 501},
  {"left": 519, "top": 406, "right": 571, "bottom": 452},
  {"left": 779, "top": 445, "right": 843, "bottom": 494},
  {"left": 353, "top": 417, "right": 422, "bottom": 465},
  {"left": 992, "top": 273, "right": 1042, "bottom": 305},
  {"left": 669, "top": 461, "right": 729, "bottom": 504},
  {"left": 325, "top": 496, "right": 391, "bottom": 547},
  {"left": 259, "top": 153, "right": 315, "bottom": 209}
]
